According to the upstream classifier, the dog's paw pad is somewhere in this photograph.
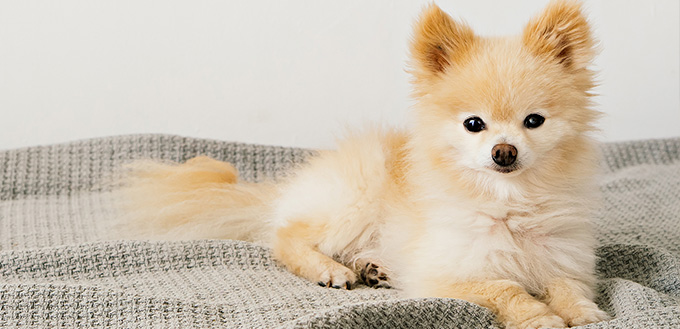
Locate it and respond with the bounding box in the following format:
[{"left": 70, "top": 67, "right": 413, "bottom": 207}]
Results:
[{"left": 360, "top": 262, "right": 391, "bottom": 288}]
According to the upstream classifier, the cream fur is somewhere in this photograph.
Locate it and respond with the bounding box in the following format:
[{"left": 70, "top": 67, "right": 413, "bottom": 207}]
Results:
[
  {"left": 118, "top": 1, "right": 610, "bottom": 328},
  {"left": 117, "top": 156, "right": 277, "bottom": 242}
]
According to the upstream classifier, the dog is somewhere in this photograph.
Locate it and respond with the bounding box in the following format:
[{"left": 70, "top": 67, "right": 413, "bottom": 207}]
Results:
[{"left": 119, "top": 1, "right": 610, "bottom": 328}]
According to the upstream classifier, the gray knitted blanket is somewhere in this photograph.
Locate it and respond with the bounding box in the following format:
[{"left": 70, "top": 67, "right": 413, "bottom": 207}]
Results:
[{"left": 1, "top": 134, "right": 679, "bottom": 328}]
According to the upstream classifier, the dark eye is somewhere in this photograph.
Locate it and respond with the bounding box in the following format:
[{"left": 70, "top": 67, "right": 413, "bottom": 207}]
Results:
[
  {"left": 524, "top": 114, "right": 545, "bottom": 129},
  {"left": 463, "top": 116, "right": 486, "bottom": 133}
]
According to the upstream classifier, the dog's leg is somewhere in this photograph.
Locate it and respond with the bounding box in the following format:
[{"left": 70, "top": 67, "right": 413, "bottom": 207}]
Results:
[
  {"left": 351, "top": 259, "right": 391, "bottom": 288},
  {"left": 542, "top": 278, "right": 610, "bottom": 326},
  {"left": 273, "top": 221, "right": 357, "bottom": 289},
  {"left": 424, "top": 279, "right": 566, "bottom": 329}
]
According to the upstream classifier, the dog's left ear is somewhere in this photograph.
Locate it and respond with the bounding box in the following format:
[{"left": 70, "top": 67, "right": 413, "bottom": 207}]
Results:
[{"left": 523, "top": 0, "right": 596, "bottom": 71}]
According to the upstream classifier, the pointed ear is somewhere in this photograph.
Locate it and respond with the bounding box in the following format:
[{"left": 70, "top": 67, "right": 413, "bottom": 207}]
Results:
[
  {"left": 522, "top": 0, "right": 596, "bottom": 71},
  {"left": 409, "top": 4, "right": 476, "bottom": 86}
]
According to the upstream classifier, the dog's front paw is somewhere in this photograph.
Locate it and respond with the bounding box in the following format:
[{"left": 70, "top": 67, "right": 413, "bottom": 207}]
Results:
[
  {"left": 514, "top": 314, "right": 566, "bottom": 329},
  {"left": 504, "top": 303, "right": 566, "bottom": 329},
  {"left": 554, "top": 302, "right": 610, "bottom": 327},
  {"left": 317, "top": 263, "right": 356, "bottom": 290},
  {"left": 359, "top": 262, "right": 391, "bottom": 288}
]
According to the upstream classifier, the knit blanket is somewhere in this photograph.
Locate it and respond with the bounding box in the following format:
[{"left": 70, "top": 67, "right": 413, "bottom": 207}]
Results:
[{"left": 0, "top": 134, "right": 678, "bottom": 328}]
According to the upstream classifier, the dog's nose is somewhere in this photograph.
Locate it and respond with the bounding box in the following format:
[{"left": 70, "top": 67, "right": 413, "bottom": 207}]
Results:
[{"left": 491, "top": 144, "right": 517, "bottom": 167}]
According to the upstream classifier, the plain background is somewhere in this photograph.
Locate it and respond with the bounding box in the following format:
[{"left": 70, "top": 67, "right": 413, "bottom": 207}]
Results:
[{"left": 1, "top": 0, "right": 678, "bottom": 150}]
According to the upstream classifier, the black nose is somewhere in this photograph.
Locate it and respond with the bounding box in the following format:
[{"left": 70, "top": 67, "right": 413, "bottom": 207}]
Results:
[{"left": 492, "top": 144, "right": 517, "bottom": 167}]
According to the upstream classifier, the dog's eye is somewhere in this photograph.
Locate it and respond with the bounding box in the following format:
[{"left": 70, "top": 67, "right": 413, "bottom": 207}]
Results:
[
  {"left": 463, "top": 116, "right": 486, "bottom": 133},
  {"left": 524, "top": 114, "right": 545, "bottom": 129}
]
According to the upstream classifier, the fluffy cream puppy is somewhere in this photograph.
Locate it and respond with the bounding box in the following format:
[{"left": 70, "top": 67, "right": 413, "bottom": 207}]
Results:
[{"left": 120, "top": 1, "right": 610, "bottom": 328}]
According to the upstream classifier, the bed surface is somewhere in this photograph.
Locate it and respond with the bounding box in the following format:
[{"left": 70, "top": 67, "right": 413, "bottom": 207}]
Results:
[{"left": 1, "top": 134, "right": 678, "bottom": 328}]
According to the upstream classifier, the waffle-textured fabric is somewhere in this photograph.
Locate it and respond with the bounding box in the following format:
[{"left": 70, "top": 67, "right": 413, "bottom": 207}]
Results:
[{"left": 0, "top": 134, "right": 678, "bottom": 328}]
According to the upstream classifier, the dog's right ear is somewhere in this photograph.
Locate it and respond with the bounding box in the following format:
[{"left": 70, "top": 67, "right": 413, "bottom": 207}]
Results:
[{"left": 409, "top": 4, "right": 476, "bottom": 92}]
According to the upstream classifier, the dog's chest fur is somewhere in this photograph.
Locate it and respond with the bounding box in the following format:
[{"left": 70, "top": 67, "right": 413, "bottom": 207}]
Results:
[{"left": 392, "top": 195, "right": 594, "bottom": 295}]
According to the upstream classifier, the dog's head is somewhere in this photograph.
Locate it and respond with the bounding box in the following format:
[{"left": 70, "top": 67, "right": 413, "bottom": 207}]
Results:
[{"left": 409, "top": 1, "right": 599, "bottom": 195}]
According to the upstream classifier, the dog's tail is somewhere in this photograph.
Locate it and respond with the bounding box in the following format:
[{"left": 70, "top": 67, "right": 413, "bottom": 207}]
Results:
[{"left": 115, "top": 156, "right": 277, "bottom": 244}]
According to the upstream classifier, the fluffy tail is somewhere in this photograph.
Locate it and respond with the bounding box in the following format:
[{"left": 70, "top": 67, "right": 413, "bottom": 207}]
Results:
[{"left": 115, "top": 156, "right": 277, "bottom": 243}]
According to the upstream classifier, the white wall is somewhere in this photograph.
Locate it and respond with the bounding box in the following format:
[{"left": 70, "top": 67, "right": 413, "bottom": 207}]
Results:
[{"left": 1, "top": 0, "right": 678, "bottom": 150}]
